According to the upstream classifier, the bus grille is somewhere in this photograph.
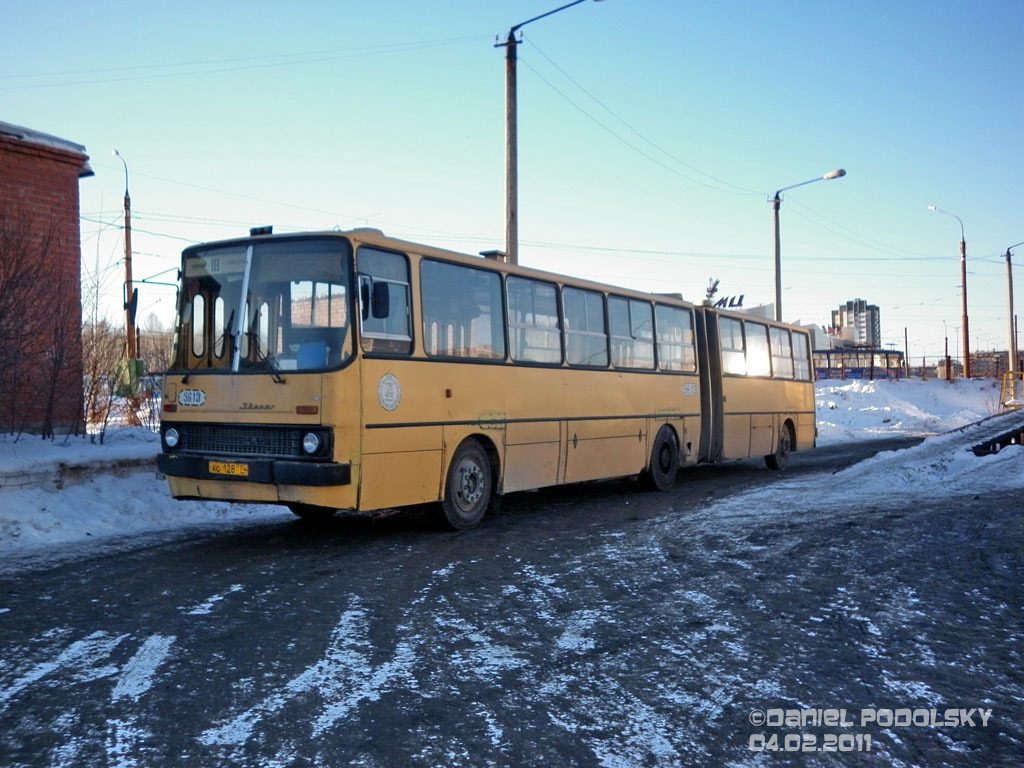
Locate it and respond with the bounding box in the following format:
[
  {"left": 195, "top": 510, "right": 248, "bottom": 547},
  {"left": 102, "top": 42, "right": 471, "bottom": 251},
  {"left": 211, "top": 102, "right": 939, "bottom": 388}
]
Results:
[{"left": 177, "top": 424, "right": 301, "bottom": 458}]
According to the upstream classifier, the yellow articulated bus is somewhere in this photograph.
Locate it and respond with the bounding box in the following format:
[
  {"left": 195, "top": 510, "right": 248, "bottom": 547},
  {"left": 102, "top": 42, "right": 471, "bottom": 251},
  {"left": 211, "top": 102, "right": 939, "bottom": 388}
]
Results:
[{"left": 157, "top": 228, "right": 815, "bottom": 529}]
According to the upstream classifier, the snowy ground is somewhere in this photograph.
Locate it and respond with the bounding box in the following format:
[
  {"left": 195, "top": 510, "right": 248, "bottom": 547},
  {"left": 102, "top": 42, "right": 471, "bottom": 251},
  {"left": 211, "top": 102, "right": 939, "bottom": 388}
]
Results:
[{"left": 0, "top": 378, "right": 1019, "bottom": 557}]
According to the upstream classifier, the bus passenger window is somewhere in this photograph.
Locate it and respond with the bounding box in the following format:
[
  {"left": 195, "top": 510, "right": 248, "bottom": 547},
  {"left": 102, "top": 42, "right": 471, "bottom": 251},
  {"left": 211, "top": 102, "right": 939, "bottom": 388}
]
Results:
[
  {"left": 770, "top": 327, "right": 794, "bottom": 378},
  {"left": 421, "top": 260, "right": 505, "bottom": 360},
  {"left": 655, "top": 305, "right": 696, "bottom": 372},
  {"left": 719, "top": 317, "right": 746, "bottom": 375},
  {"left": 609, "top": 297, "right": 654, "bottom": 369},
  {"left": 793, "top": 334, "right": 812, "bottom": 380},
  {"left": 563, "top": 287, "right": 608, "bottom": 367},
  {"left": 358, "top": 247, "right": 412, "bottom": 355},
  {"left": 507, "top": 277, "right": 561, "bottom": 364},
  {"left": 745, "top": 323, "right": 771, "bottom": 377}
]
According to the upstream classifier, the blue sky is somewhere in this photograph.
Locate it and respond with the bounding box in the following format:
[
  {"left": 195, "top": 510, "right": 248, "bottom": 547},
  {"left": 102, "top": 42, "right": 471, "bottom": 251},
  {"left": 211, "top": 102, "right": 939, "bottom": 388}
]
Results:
[{"left": 4, "top": 0, "right": 1023, "bottom": 363}]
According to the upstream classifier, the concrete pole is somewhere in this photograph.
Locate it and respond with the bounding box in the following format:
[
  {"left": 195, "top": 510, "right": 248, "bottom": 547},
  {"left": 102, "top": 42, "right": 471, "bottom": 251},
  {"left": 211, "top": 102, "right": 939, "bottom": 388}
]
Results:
[
  {"left": 1006, "top": 245, "right": 1021, "bottom": 375},
  {"left": 504, "top": 30, "right": 518, "bottom": 265},
  {"left": 960, "top": 238, "right": 970, "bottom": 378},
  {"left": 772, "top": 194, "right": 782, "bottom": 322}
]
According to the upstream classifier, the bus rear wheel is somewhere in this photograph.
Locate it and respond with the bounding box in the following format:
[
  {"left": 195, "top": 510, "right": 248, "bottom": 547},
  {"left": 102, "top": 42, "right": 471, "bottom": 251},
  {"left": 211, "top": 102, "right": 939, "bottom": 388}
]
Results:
[
  {"left": 439, "top": 439, "right": 493, "bottom": 530},
  {"left": 765, "top": 423, "right": 794, "bottom": 470},
  {"left": 642, "top": 425, "right": 679, "bottom": 492},
  {"left": 288, "top": 503, "right": 337, "bottom": 521}
]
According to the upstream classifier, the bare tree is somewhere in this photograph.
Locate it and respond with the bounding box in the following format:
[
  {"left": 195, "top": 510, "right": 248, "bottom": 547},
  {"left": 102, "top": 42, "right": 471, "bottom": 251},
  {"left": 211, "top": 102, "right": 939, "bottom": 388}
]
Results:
[
  {"left": 39, "top": 269, "right": 84, "bottom": 439},
  {"left": 139, "top": 311, "right": 173, "bottom": 376},
  {"left": 80, "top": 320, "right": 122, "bottom": 443},
  {"left": 0, "top": 205, "right": 63, "bottom": 438}
]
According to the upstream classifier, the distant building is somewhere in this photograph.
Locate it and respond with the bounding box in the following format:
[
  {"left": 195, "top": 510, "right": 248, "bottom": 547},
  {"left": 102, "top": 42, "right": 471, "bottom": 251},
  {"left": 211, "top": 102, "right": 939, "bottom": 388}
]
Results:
[
  {"left": 829, "top": 299, "right": 880, "bottom": 348},
  {"left": 0, "top": 121, "right": 93, "bottom": 434}
]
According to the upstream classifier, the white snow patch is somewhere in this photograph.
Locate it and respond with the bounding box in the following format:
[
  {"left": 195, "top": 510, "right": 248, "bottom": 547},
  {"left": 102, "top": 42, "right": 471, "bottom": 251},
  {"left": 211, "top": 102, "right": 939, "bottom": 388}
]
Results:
[
  {"left": 184, "top": 584, "right": 244, "bottom": 616},
  {"left": 200, "top": 600, "right": 419, "bottom": 747},
  {"left": 0, "top": 379, "right": 1019, "bottom": 564},
  {"left": 111, "top": 634, "right": 176, "bottom": 702},
  {"left": 0, "top": 631, "right": 128, "bottom": 712}
]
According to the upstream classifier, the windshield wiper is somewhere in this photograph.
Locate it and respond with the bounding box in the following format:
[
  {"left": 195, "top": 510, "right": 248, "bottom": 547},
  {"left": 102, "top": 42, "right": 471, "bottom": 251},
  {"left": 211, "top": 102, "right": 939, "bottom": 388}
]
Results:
[{"left": 247, "top": 316, "right": 285, "bottom": 384}]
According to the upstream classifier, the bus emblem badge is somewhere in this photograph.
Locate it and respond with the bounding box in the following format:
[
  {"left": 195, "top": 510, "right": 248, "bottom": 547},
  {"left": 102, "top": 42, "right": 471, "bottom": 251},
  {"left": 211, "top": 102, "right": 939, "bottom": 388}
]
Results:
[{"left": 377, "top": 373, "right": 401, "bottom": 412}]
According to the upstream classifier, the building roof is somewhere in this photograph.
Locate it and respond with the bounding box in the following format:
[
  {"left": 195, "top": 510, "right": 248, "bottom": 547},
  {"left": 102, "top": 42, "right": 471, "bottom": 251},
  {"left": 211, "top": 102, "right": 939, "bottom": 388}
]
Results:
[{"left": 0, "top": 120, "right": 93, "bottom": 177}]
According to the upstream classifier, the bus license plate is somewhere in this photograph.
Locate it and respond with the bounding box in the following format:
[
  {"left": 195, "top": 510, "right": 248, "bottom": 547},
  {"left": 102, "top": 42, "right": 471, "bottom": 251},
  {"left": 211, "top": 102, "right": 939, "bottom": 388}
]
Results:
[{"left": 209, "top": 461, "right": 250, "bottom": 477}]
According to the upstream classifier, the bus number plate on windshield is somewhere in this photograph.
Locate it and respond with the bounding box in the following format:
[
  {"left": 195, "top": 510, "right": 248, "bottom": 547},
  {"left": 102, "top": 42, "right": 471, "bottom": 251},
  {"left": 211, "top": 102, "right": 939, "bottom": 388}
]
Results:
[{"left": 209, "top": 461, "right": 249, "bottom": 478}]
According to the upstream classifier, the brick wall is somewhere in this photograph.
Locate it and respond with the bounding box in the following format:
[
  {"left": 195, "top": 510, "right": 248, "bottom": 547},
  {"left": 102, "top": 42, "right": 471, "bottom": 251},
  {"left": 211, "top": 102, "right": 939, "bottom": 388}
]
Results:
[{"left": 0, "top": 130, "right": 90, "bottom": 434}]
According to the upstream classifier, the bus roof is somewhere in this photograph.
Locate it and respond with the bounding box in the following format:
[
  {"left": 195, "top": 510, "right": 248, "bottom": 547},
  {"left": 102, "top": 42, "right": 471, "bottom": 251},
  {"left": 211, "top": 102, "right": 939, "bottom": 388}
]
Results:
[{"left": 183, "top": 227, "right": 809, "bottom": 332}]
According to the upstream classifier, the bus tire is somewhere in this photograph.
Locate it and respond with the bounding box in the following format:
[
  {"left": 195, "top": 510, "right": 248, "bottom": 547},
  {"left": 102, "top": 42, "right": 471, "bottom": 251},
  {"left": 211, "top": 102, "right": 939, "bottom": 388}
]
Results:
[
  {"left": 642, "top": 425, "right": 679, "bottom": 492},
  {"left": 765, "top": 422, "right": 794, "bottom": 470},
  {"left": 439, "top": 439, "right": 493, "bottom": 530},
  {"left": 288, "top": 503, "right": 337, "bottom": 521}
]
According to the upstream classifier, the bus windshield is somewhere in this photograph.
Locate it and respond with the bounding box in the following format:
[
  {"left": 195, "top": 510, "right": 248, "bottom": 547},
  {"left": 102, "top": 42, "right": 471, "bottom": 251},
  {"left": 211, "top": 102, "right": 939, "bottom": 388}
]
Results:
[{"left": 171, "top": 237, "right": 353, "bottom": 374}]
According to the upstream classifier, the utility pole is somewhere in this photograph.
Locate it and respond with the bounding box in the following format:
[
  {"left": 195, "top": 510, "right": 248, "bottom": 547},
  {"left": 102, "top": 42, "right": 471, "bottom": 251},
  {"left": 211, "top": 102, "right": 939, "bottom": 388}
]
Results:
[
  {"left": 498, "top": 0, "right": 605, "bottom": 265},
  {"left": 928, "top": 205, "right": 970, "bottom": 377},
  {"left": 114, "top": 149, "right": 136, "bottom": 360},
  {"left": 903, "top": 327, "right": 909, "bottom": 379},
  {"left": 960, "top": 236, "right": 970, "bottom": 377},
  {"left": 944, "top": 331, "right": 951, "bottom": 382},
  {"left": 502, "top": 26, "right": 518, "bottom": 265},
  {"left": 1005, "top": 242, "right": 1023, "bottom": 375},
  {"left": 770, "top": 169, "right": 846, "bottom": 322}
]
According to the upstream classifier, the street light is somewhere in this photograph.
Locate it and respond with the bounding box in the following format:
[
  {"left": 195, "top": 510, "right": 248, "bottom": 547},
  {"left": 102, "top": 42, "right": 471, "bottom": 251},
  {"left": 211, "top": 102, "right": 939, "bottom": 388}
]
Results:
[
  {"left": 498, "top": 0, "right": 605, "bottom": 265},
  {"left": 1005, "top": 240, "right": 1024, "bottom": 375},
  {"left": 770, "top": 169, "right": 846, "bottom": 322},
  {"left": 112, "top": 149, "right": 136, "bottom": 361},
  {"left": 928, "top": 205, "right": 971, "bottom": 378}
]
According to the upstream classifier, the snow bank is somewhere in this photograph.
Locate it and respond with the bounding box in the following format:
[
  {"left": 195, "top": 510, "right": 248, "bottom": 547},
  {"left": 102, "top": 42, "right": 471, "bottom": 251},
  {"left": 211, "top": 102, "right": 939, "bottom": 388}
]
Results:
[
  {"left": 815, "top": 377, "right": 1002, "bottom": 445},
  {"left": 0, "top": 378, "right": 1017, "bottom": 559}
]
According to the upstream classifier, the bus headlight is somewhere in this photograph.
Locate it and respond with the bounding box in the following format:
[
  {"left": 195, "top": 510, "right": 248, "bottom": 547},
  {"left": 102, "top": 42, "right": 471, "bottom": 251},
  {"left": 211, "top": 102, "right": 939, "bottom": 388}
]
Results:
[
  {"left": 164, "top": 427, "right": 180, "bottom": 449},
  {"left": 302, "top": 432, "right": 321, "bottom": 455}
]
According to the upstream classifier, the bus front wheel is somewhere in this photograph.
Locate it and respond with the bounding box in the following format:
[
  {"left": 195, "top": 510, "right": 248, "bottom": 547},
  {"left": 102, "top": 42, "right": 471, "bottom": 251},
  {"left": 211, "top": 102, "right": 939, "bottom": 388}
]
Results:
[
  {"left": 439, "top": 439, "right": 493, "bottom": 530},
  {"left": 642, "top": 425, "right": 679, "bottom": 492},
  {"left": 765, "top": 423, "right": 794, "bottom": 470}
]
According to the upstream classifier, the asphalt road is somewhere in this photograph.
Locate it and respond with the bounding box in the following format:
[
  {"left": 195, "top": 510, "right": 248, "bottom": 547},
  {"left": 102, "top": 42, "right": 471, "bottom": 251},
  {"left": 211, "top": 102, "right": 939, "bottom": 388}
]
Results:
[{"left": 1, "top": 437, "right": 1022, "bottom": 767}]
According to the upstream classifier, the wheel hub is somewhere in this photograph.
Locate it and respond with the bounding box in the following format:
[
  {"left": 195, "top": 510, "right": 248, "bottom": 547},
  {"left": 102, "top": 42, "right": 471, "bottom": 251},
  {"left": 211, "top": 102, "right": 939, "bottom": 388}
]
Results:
[{"left": 457, "top": 461, "right": 484, "bottom": 507}]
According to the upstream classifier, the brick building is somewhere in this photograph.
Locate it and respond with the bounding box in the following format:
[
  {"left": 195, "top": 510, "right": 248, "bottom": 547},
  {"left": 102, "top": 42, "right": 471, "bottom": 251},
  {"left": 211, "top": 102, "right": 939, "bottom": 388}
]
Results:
[{"left": 0, "top": 121, "right": 93, "bottom": 435}]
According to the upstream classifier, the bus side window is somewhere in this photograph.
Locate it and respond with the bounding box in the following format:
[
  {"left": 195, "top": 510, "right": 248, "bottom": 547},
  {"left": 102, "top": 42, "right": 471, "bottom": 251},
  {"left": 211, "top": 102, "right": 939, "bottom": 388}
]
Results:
[
  {"left": 770, "top": 327, "right": 794, "bottom": 378},
  {"left": 793, "top": 333, "right": 812, "bottom": 380},
  {"left": 421, "top": 260, "right": 505, "bottom": 360},
  {"left": 609, "top": 296, "right": 654, "bottom": 369},
  {"left": 719, "top": 316, "right": 746, "bottom": 375},
  {"left": 357, "top": 247, "right": 412, "bottom": 356},
  {"left": 563, "top": 287, "right": 608, "bottom": 367},
  {"left": 655, "top": 305, "right": 696, "bottom": 372},
  {"left": 745, "top": 322, "right": 771, "bottom": 377},
  {"left": 507, "top": 276, "right": 561, "bottom": 364}
]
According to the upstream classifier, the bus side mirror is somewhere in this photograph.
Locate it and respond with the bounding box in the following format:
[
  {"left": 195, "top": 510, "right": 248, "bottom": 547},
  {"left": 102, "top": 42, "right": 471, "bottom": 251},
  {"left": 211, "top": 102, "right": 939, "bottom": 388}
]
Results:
[{"left": 371, "top": 281, "right": 390, "bottom": 319}]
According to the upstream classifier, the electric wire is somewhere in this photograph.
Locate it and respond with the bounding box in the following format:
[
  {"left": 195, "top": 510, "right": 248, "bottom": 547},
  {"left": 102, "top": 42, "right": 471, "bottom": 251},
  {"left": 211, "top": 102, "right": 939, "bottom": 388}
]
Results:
[
  {"left": 0, "top": 36, "right": 482, "bottom": 90},
  {"left": 525, "top": 38, "right": 760, "bottom": 196}
]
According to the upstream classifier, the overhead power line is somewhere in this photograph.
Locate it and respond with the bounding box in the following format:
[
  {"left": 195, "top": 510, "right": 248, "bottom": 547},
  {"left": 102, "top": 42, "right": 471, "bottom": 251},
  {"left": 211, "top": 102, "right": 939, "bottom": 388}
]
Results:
[
  {"left": 0, "top": 35, "right": 482, "bottom": 90},
  {"left": 525, "top": 38, "right": 759, "bottom": 197}
]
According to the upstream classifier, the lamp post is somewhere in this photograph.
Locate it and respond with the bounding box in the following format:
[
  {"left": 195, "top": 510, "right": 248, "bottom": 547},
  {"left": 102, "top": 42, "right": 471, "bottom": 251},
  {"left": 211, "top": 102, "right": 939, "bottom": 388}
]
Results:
[
  {"left": 498, "top": 0, "right": 604, "bottom": 265},
  {"left": 112, "top": 149, "right": 136, "bottom": 361},
  {"left": 928, "top": 205, "right": 970, "bottom": 378},
  {"left": 1005, "top": 241, "right": 1024, "bottom": 375},
  {"left": 770, "top": 169, "right": 846, "bottom": 322}
]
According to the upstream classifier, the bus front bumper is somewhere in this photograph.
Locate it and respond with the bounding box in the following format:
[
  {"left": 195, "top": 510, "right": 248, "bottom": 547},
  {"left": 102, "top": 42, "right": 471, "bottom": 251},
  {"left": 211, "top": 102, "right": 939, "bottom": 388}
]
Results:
[{"left": 157, "top": 454, "right": 351, "bottom": 486}]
